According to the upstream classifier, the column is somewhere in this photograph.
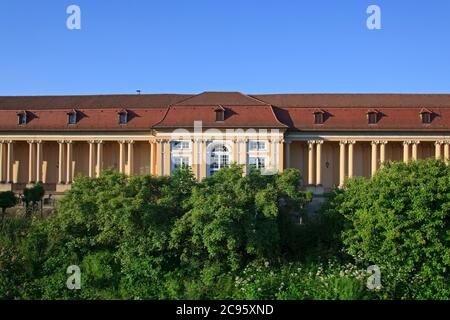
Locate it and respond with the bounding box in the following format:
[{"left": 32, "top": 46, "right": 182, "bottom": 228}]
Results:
[
  {"left": 191, "top": 139, "right": 198, "bottom": 179},
  {"left": 308, "top": 140, "right": 315, "bottom": 185},
  {"left": 444, "top": 142, "right": 450, "bottom": 164},
  {"left": 96, "top": 141, "right": 103, "bottom": 178},
  {"left": 379, "top": 141, "right": 387, "bottom": 166},
  {"left": 277, "top": 139, "right": 284, "bottom": 172},
  {"left": 403, "top": 141, "right": 410, "bottom": 163},
  {"left": 315, "top": 140, "right": 323, "bottom": 186},
  {"left": 412, "top": 141, "right": 419, "bottom": 160},
  {"left": 339, "top": 141, "right": 346, "bottom": 188},
  {"left": 371, "top": 141, "right": 378, "bottom": 176},
  {"left": 348, "top": 141, "right": 355, "bottom": 178},
  {"left": 200, "top": 139, "right": 208, "bottom": 179},
  {"left": 0, "top": 141, "right": 4, "bottom": 182},
  {"left": 28, "top": 141, "right": 35, "bottom": 183},
  {"left": 232, "top": 139, "right": 239, "bottom": 164},
  {"left": 36, "top": 141, "right": 43, "bottom": 183},
  {"left": 88, "top": 141, "right": 95, "bottom": 178},
  {"left": 163, "top": 140, "right": 171, "bottom": 176},
  {"left": 58, "top": 141, "right": 65, "bottom": 184},
  {"left": 156, "top": 140, "right": 163, "bottom": 176},
  {"left": 6, "top": 141, "right": 14, "bottom": 183},
  {"left": 239, "top": 139, "right": 248, "bottom": 176},
  {"left": 127, "top": 141, "right": 134, "bottom": 176},
  {"left": 285, "top": 140, "right": 291, "bottom": 169},
  {"left": 66, "top": 141, "right": 73, "bottom": 183},
  {"left": 118, "top": 141, "right": 125, "bottom": 174},
  {"left": 150, "top": 140, "right": 155, "bottom": 175},
  {"left": 435, "top": 141, "right": 442, "bottom": 160}
]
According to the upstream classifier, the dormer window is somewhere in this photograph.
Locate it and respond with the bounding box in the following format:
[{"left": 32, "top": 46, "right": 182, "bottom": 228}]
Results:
[
  {"left": 67, "top": 110, "right": 78, "bottom": 125},
  {"left": 314, "top": 110, "right": 325, "bottom": 124},
  {"left": 367, "top": 110, "right": 379, "bottom": 124},
  {"left": 420, "top": 109, "right": 433, "bottom": 124},
  {"left": 215, "top": 107, "right": 225, "bottom": 122},
  {"left": 118, "top": 110, "right": 128, "bottom": 124},
  {"left": 17, "top": 111, "right": 27, "bottom": 125}
]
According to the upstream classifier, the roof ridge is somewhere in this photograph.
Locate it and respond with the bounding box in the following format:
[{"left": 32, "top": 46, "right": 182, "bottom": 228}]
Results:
[{"left": 235, "top": 92, "right": 269, "bottom": 105}]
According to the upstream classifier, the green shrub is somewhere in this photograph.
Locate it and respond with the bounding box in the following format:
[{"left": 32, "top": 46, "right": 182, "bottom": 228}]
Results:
[{"left": 324, "top": 160, "right": 450, "bottom": 299}]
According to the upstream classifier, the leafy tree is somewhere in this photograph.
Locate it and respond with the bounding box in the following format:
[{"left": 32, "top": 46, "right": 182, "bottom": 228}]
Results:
[
  {"left": 0, "top": 191, "right": 17, "bottom": 221},
  {"left": 170, "top": 165, "right": 310, "bottom": 272},
  {"left": 324, "top": 160, "right": 450, "bottom": 299}
]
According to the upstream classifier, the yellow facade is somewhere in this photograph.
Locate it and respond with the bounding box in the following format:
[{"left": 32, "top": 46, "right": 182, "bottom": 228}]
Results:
[{"left": 0, "top": 132, "right": 448, "bottom": 194}]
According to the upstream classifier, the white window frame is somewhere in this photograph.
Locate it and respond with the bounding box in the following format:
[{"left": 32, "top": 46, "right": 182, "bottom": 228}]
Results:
[
  {"left": 207, "top": 142, "right": 232, "bottom": 176},
  {"left": 248, "top": 140, "right": 267, "bottom": 151},
  {"left": 248, "top": 156, "right": 267, "bottom": 170},
  {"left": 170, "top": 140, "right": 192, "bottom": 173},
  {"left": 171, "top": 155, "right": 191, "bottom": 170},
  {"left": 171, "top": 140, "right": 191, "bottom": 150}
]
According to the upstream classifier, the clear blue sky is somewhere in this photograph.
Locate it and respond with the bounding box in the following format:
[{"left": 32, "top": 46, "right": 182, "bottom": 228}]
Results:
[{"left": 1, "top": 0, "right": 450, "bottom": 95}]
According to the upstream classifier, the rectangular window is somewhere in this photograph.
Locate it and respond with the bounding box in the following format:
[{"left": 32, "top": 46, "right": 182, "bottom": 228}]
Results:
[
  {"left": 173, "top": 156, "right": 190, "bottom": 169},
  {"left": 18, "top": 113, "right": 27, "bottom": 125},
  {"left": 314, "top": 112, "right": 324, "bottom": 124},
  {"left": 249, "top": 140, "right": 266, "bottom": 151},
  {"left": 368, "top": 112, "right": 378, "bottom": 124},
  {"left": 119, "top": 112, "right": 128, "bottom": 124},
  {"left": 249, "top": 157, "right": 266, "bottom": 169},
  {"left": 421, "top": 112, "right": 431, "bottom": 124},
  {"left": 172, "top": 141, "right": 190, "bottom": 150},
  {"left": 215, "top": 110, "right": 225, "bottom": 122},
  {"left": 68, "top": 113, "right": 77, "bottom": 124}
]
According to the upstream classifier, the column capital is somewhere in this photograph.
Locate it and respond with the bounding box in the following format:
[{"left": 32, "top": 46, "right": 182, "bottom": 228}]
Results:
[
  {"left": 127, "top": 140, "right": 135, "bottom": 145},
  {"left": 65, "top": 140, "right": 73, "bottom": 144},
  {"left": 435, "top": 140, "right": 445, "bottom": 145},
  {"left": 95, "top": 140, "right": 103, "bottom": 144},
  {"left": 27, "top": 140, "right": 37, "bottom": 144},
  {"left": 412, "top": 140, "right": 420, "bottom": 145},
  {"left": 371, "top": 140, "right": 380, "bottom": 145},
  {"left": 118, "top": 140, "right": 127, "bottom": 144},
  {"left": 314, "top": 140, "right": 324, "bottom": 145},
  {"left": 339, "top": 140, "right": 348, "bottom": 145},
  {"left": 6, "top": 140, "right": 14, "bottom": 144},
  {"left": 379, "top": 140, "right": 388, "bottom": 145},
  {"left": 403, "top": 140, "right": 413, "bottom": 145},
  {"left": 308, "top": 140, "right": 316, "bottom": 145}
]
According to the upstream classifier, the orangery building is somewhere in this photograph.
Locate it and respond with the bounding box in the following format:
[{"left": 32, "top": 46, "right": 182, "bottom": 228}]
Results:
[{"left": 0, "top": 92, "right": 449, "bottom": 195}]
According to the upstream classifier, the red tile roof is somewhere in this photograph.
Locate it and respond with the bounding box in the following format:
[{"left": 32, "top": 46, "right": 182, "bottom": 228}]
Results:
[
  {"left": 175, "top": 92, "right": 269, "bottom": 106},
  {"left": 0, "top": 94, "right": 192, "bottom": 110},
  {"left": 0, "top": 108, "right": 168, "bottom": 131},
  {"left": 251, "top": 94, "right": 450, "bottom": 108},
  {"left": 0, "top": 92, "right": 449, "bottom": 132},
  {"left": 276, "top": 107, "right": 450, "bottom": 131},
  {"left": 154, "top": 105, "right": 286, "bottom": 129}
]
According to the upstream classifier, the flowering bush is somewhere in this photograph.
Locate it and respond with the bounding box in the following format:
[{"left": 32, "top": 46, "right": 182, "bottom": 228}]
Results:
[{"left": 233, "top": 260, "right": 369, "bottom": 300}]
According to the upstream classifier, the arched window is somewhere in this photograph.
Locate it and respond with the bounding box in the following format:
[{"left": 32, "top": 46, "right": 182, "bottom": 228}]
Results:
[{"left": 209, "top": 143, "right": 230, "bottom": 175}]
